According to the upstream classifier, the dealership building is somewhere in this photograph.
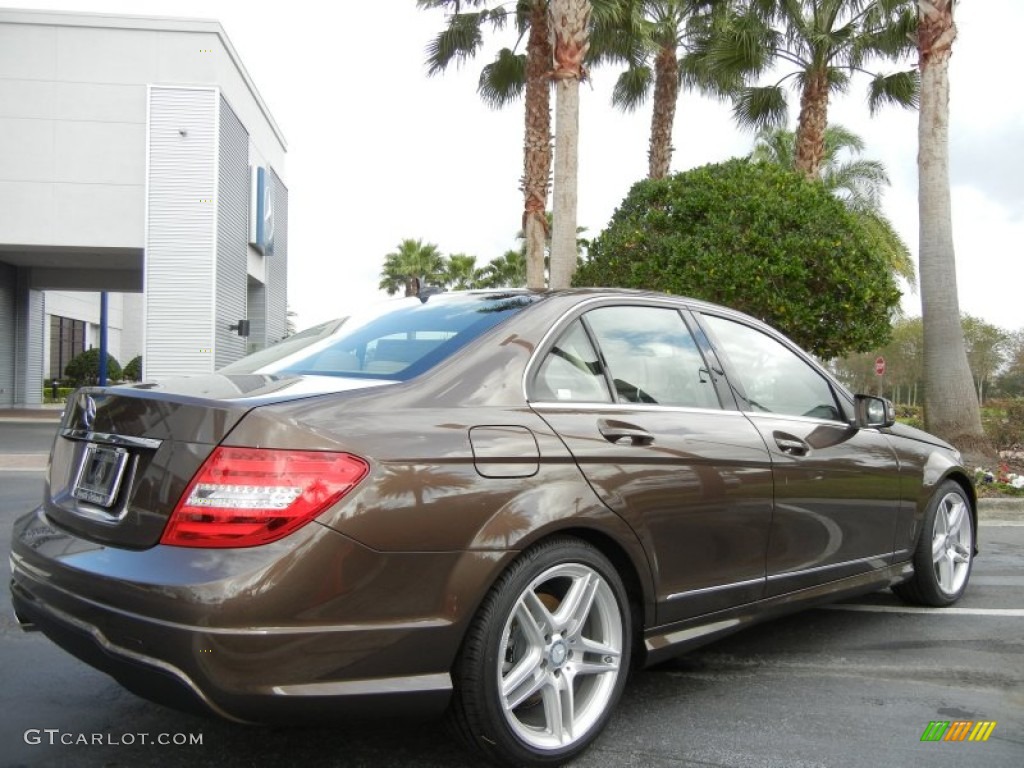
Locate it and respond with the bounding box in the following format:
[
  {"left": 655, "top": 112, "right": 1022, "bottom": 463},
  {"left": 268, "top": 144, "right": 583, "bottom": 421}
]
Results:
[{"left": 0, "top": 8, "right": 288, "bottom": 407}]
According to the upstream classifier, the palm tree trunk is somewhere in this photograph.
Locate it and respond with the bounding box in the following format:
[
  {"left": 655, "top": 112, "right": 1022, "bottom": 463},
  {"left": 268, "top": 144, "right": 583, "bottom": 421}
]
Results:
[
  {"left": 918, "top": 0, "right": 989, "bottom": 453},
  {"left": 524, "top": 1, "right": 553, "bottom": 291},
  {"left": 648, "top": 44, "right": 679, "bottom": 180},
  {"left": 794, "top": 68, "right": 830, "bottom": 179},
  {"left": 549, "top": 0, "right": 591, "bottom": 290}
]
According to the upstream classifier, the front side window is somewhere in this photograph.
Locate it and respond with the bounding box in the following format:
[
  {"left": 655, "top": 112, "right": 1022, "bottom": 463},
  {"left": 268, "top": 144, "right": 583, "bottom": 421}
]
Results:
[
  {"left": 585, "top": 306, "right": 720, "bottom": 409},
  {"left": 701, "top": 314, "right": 841, "bottom": 421}
]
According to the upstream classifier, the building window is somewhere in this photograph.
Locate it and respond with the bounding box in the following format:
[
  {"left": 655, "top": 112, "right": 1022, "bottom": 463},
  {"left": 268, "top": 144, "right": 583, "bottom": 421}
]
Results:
[{"left": 50, "top": 316, "right": 86, "bottom": 381}]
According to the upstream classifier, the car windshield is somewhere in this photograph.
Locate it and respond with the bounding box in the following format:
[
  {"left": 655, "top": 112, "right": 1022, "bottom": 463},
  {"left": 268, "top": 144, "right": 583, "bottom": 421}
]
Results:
[{"left": 259, "top": 291, "right": 538, "bottom": 380}]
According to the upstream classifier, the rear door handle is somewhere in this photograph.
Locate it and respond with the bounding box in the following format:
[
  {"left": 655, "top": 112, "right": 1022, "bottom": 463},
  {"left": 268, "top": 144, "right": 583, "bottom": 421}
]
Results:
[
  {"left": 774, "top": 434, "right": 809, "bottom": 456},
  {"left": 598, "top": 419, "right": 654, "bottom": 446}
]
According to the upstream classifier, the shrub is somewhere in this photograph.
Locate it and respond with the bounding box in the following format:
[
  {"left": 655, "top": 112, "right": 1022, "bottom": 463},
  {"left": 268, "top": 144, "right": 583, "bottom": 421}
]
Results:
[
  {"left": 124, "top": 355, "right": 142, "bottom": 382},
  {"left": 64, "top": 349, "right": 122, "bottom": 386},
  {"left": 574, "top": 159, "right": 902, "bottom": 359}
]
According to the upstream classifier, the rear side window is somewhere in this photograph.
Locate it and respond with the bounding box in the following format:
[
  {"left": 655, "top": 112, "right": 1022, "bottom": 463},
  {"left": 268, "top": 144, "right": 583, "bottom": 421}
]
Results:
[
  {"left": 585, "top": 306, "right": 720, "bottom": 409},
  {"left": 533, "top": 320, "right": 611, "bottom": 403},
  {"left": 271, "top": 293, "right": 537, "bottom": 380}
]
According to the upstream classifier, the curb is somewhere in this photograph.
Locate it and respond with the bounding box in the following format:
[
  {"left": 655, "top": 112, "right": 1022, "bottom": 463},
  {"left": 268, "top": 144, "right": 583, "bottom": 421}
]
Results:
[{"left": 978, "top": 497, "right": 1024, "bottom": 522}]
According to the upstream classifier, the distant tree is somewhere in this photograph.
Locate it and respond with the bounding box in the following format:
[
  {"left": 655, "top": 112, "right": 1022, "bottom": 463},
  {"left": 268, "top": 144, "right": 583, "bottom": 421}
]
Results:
[
  {"left": 123, "top": 355, "right": 143, "bottom": 382},
  {"left": 751, "top": 123, "right": 915, "bottom": 287},
  {"left": 65, "top": 349, "right": 123, "bottom": 386},
  {"left": 575, "top": 158, "right": 901, "bottom": 358},
  {"left": 993, "top": 330, "right": 1024, "bottom": 397},
  {"left": 961, "top": 315, "right": 1009, "bottom": 405},
  {"left": 442, "top": 253, "right": 484, "bottom": 290},
  {"left": 379, "top": 238, "right": 446, "bottom": 295},
  {"left": 478, "top": 249, "right": 527, "bottom": 288}
]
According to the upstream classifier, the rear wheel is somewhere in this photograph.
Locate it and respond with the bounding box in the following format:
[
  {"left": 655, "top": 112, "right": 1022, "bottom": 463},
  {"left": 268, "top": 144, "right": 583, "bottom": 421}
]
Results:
[
  {"left": 894, "top": 480, "right": 975, "bottom": 606},
  {"left": 448, "top": 537, "right": 631, "bottom": 767}
]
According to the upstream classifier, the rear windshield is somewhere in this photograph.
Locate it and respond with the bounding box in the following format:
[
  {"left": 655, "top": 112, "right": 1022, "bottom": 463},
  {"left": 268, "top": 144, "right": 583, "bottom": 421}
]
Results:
[{"left": 263, "top": 292, "right": 538, "bottom": 380}]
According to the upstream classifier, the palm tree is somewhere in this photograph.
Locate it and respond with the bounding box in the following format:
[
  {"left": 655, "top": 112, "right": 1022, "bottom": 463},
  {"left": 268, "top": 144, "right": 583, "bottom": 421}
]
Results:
[
  {"left": 916, "top": 0, "right": 987, "bottom": 451},
  {"left": 443, "top": 253, "right": 483, "bottom": 290},
  {"left": 699, "top": 0, "right": 918, "bottom": 178},
  {"left": 378, "top": 238, "right": 446, "bottom": 295},
  {"left": 751, "top": 123, "right": 915, "bottom": 287},
  {"left": 595, "top": 1, "right": 733, "bottom": 179},
  {"left": 549, "top": 0, "right": 592, "bottom": 289},
  {"left": 478, "top": 249, "right": 527, "bottom": 288},
  {"left": 418, "top": 0, "right": 552, "bottom": 289}
]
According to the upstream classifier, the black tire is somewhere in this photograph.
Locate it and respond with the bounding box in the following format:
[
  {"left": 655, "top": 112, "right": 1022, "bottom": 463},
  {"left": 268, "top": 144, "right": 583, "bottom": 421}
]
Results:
[
  {"left": 893, "top": 480, "right": 975, "bottom": 607},
  {"left": 447, "top": 536, "right": 632, "bottom": 767}
]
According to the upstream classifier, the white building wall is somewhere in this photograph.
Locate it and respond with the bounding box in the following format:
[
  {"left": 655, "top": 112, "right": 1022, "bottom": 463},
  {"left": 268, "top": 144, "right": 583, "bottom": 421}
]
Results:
[{"left": 144, "top": 86, "right": 218, "bottom": 380}]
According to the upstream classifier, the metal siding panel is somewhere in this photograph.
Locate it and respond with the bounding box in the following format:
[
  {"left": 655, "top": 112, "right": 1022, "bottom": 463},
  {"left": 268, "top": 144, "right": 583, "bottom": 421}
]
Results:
[
  {"left": 215, "top": 96, "right": 248, "bottom": 369},
  {"left": 267, "top": 169, "right": 287, "bottom": 344},
  {"left": 145, "top": 87, "right": 217, "bottom": 380},
  {"left": 0, "top": 263, "right": 15, "bottom": 405},
  {"left": 15, "top": 279, "right": 44, "bottom": 405}
]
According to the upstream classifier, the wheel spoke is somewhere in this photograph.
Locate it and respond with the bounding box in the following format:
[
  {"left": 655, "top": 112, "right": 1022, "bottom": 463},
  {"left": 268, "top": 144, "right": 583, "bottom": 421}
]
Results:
[
  {"left": 931, "top": 533, "right": 946, "bottom": 563},
  {"left": 573, "top": 655, "right": 620, "bottom": 677},
  {"left": 555, "top": 572, "right": 599, "bottom": 635},
  {"left": 502, "top": 647, "right": 545, "bottom": 708},
  {"left": 540, "top": 673, "right": 576, "bottom": 744},
  {"left": 518, "top": 592, "right": 554, "bottom": 646},
  {"left": 947, "top": 500, "right": 966, "bottom": 537},
  {"left": 936, "top": 552, "right": 954, "bottom": 591}
]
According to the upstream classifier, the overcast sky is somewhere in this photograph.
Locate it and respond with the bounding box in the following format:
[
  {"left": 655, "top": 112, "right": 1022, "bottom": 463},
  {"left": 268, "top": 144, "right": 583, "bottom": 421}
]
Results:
[{"left": 7, "top": 0, "right": 1022, "bottom": 333}]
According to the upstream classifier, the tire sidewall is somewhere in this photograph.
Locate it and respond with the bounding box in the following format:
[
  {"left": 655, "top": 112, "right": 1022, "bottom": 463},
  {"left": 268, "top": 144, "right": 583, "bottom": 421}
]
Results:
[{"left": 915, "top": 480, "right": 975, "bottom": 606}]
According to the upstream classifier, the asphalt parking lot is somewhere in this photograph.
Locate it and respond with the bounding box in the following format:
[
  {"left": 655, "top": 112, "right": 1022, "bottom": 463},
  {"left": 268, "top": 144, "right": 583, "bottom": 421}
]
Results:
[{"left": 1, "top": 417, "right": 1021, "bottom": 767}]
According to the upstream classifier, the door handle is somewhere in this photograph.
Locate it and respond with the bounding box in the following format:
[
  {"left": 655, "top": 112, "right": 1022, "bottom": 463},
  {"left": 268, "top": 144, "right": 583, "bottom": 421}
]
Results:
[
  {"left": 598, "top": 419, "right": 654, "bottom": 446},
  {"left": 774, "top": 434, "right": 809, "bottom": 456}
]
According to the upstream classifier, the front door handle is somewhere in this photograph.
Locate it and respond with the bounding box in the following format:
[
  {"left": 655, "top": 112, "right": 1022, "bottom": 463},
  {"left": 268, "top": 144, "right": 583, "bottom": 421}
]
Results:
[
  {"left": 774, "top": 433, "right": 809, "bottom": 456},
  {"left": 598, "top": 419, "right": 654, "bottom": 446}
]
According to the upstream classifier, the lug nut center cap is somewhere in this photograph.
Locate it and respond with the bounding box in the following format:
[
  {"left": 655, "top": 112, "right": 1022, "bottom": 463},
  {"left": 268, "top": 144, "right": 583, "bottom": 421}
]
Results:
[{"left": 548, "top": 640, "right": 568, "bottom": 668}]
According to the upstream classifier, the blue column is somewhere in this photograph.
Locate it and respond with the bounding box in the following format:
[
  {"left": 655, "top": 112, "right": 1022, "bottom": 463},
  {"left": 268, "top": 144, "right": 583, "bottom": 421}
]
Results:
[{"left": 99, "top": 292, "right": 109, "bottom": 386}]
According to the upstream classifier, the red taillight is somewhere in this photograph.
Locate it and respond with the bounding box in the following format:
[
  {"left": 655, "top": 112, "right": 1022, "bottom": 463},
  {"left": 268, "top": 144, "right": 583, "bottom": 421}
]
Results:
[{"left": 161, "top": 447, "right": 369, "bottom": 548}]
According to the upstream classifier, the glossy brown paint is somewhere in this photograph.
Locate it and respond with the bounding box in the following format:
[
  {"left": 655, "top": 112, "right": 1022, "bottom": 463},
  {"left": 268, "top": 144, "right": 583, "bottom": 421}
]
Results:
[{"left": 9, "top": 288, "right": 976, "bottom": 731}]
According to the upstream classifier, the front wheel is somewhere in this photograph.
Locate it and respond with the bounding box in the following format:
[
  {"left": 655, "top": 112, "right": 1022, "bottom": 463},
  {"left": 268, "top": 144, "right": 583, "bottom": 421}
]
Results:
[
  {"left": 894, "top": 480, "right": 975, "bottom": 606},
  {"left": 448, "top": 537, "right": 631, "bottom": 767}
]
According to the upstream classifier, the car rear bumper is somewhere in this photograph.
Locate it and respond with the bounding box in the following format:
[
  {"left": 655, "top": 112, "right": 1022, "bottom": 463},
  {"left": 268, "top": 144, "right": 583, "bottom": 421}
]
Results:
[{"left": 9, "top": 506, "right": 511, "bottom": 723}]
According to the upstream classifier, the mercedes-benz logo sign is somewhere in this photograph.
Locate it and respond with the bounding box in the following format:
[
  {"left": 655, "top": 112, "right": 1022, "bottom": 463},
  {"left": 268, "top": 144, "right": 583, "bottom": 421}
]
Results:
[{"left": 79, "top": 394, "right": 97, "bottom": 431}]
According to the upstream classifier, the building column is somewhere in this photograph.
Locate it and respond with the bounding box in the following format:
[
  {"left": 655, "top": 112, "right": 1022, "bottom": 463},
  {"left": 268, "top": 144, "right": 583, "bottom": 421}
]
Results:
[{"left": 13, "top": 268, "right": 44, "bottom": 406}]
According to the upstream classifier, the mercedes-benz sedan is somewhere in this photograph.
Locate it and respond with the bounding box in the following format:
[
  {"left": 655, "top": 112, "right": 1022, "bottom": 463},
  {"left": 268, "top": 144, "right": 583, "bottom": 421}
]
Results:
[{"left": 10, "top": 289, "right": 976, "bottom": 767}]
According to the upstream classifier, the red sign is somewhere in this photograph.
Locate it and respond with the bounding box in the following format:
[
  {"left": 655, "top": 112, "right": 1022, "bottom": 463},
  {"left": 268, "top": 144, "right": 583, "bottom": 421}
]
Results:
[{"left": 874, "top": 356, "right": 886, "bottom": 376}]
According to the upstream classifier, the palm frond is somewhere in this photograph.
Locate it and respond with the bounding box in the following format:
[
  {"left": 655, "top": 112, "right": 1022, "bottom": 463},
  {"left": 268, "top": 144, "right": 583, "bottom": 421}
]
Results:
[
  {"left": 612, "top": 65, "right": 653, "bottom": 112},
  {"left": 425, "top": 12, "right": 487, "bottom": 76},
  {"left": 479, "top": 48, "right": 526, "bottom": 108},
  {"left": 732, "top": 85, "right": 788, "bottom": 132},
  {"left": 868, "top": 69, "right": 919, "bottom": 114}
]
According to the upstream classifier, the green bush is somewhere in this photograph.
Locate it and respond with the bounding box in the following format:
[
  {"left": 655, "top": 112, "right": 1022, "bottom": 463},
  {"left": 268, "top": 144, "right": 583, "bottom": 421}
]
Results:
[
  {"left": 64, "top": 348, "right": 122, "bottom": 386},
  {"left": 574, "top": 159, "right": 902, "bottom": 359},
  {"left": 124, "top": 355, "right": 142, "bottom": 382}
]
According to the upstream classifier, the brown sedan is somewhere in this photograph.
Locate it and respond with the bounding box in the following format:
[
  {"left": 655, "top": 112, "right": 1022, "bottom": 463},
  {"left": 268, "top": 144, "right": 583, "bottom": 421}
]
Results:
[{"left": 10, "top": 289, "right": 977, "bottom": 767}]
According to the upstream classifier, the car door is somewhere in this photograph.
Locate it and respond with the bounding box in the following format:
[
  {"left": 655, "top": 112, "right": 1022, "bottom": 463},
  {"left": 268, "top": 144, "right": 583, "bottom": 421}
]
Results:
[
  {"left": 696, "top": 312, "right": 902, "bottom": 596},
  {"left": 529, "top": 302, "right": 774, "bottom": 624}
]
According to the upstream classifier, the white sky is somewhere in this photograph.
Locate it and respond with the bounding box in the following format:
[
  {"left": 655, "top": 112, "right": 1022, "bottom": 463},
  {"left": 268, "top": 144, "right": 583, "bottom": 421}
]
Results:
[{"left": 6, "top": 0, "right": 1021, "bottom": 333}]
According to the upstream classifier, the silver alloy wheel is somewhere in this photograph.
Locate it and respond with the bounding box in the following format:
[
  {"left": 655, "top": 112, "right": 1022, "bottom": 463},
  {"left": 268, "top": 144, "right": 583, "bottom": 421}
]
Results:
[
  {"left": 496, "top": 562, "right": 623, "bottom": 751},
  {"left": 931, "top": 491, "right": 973, "bottom": 596}
]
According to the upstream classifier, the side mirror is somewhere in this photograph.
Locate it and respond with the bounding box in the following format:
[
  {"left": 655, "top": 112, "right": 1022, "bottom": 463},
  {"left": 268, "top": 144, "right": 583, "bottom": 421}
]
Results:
[{"left": 854, "top": 394, "right": 896, "bottom": 428}]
